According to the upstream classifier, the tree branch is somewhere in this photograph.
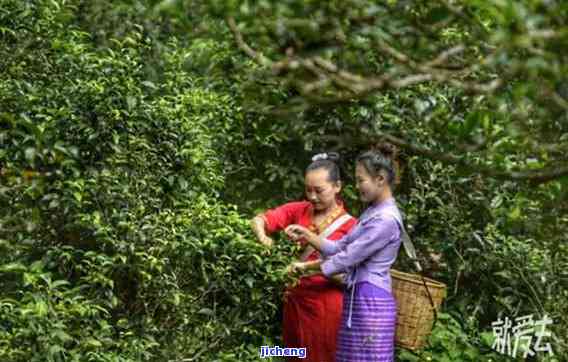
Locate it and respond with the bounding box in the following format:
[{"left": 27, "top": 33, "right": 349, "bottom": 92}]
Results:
[
  {"left": 321, "top": 133, "right": 568, "bottom": 184},
  {"left": 226, "top": 17, "right": 272, "bottom": 66},
  {"left": 378, "top": 132, "right": 568, "bottom": 183},
  {"left": 227, "top": 17, "right": 503, "bottom": 100}
]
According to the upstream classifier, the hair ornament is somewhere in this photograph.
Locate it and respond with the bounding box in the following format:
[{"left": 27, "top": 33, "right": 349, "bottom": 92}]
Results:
[{"left": 311, "top": 153, "right": 328, "bottom": 162}]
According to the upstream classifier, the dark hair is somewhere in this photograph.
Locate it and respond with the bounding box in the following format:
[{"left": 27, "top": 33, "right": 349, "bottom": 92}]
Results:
[
  {"left": 357, "top": 143, "right": 399, "bottom": 186},
  {"left": 305, "top": 152, "right": 341, "bottom": 183}
]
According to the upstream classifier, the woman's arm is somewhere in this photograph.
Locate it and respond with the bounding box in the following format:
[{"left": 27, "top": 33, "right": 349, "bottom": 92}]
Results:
[
  {"left": 321, "top": 217, "right": 398, "bottom": 277},
  {"left": 250, "top": 214, "right": 274, "bottom": 247},
  {"left": 284, "top": 225, "right": 344, "bottom": 256},
  {"left": 288, "top": 259, "right": 322, "bottom": 274},
  {"left": 289, "top": 260, "right": 344, "bottom": 286},
  {"left": 285, "top": 226, "right": 324, "bottom": 250},
  {"left": 252, "top": 202, "right": 308, "bottom": 247}
]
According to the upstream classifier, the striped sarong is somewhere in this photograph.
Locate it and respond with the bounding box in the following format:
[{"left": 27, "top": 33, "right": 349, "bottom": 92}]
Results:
[{"left": 336, "top": 282, "right": 397, "bottom": 362}]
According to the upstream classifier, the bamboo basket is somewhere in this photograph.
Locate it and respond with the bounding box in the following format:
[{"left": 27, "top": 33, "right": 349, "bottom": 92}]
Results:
[{"left": 391, "top": 269, "right": 447, "bottom": 351}]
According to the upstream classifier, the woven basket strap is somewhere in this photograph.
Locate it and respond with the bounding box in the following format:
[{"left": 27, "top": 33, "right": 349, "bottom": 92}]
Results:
[
  {"left": 400, "top": 226, "right": 439, "bottom": 327},
  {"left": 385, "top": 208, "right": 440, "bottom": 326}
]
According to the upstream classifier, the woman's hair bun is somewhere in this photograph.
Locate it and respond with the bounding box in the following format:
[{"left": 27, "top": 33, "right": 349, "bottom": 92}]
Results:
[
  {"left": 358, "top": 141, "right": 401, "bottom": 186},
  {"left": 374, "top": 142, "right": 398, "bottom": 160}
]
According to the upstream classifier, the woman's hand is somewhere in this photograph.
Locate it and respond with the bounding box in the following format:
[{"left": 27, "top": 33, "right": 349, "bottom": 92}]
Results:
[
  {"left": 286, "top": 260, "right": 322, "bottom": 277},
  {"left": 285, "top": 262, "right": 305, "bottom": 291},
  {"left": 286, "top": 224, "right": 326, "bottom": 252},
  {"left": 259, "top": 235, "right": 274, "bottom": 247},
  {"left": 285, "top": 224, "right": 314, "bottom": 242},
  {"left": 287, "top": 261, "right": 307, "bottom": 275}
]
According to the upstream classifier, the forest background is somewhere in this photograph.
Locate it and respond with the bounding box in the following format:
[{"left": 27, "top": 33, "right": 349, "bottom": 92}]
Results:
[{"left": 0, "top": 0, "right": 567, "bottom": 361}]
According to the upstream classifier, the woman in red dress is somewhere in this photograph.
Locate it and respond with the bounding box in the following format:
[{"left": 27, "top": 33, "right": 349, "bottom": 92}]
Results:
[{"left": 251, "top": 152, "right": 357, "bottom": 362}]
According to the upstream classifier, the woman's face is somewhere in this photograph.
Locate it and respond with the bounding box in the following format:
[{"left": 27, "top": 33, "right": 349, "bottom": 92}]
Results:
[
  {"left": 355, "top": 162, "right": 384, "bottom": 203},
  {"left": 305, "top": 168, "right": 341, "bottom": 211}
]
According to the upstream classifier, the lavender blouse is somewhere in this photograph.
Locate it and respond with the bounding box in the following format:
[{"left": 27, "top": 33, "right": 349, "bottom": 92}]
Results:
[{"left": 320, "top": 197, "right": 403, "bottom": 294}]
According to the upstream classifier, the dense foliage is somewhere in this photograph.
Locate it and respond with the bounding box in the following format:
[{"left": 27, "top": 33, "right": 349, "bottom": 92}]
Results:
[{"left": 1, "top": 0, "right": 566, "bottom": 361}]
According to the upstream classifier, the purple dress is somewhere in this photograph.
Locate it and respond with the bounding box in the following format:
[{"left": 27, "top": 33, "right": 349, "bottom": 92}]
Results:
[{"left": 320, "top": 198, "right": 403, "bottom": 362}]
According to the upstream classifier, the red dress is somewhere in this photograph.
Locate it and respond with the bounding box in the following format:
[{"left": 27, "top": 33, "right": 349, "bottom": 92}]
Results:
[{"left": 263, "top": 201, "right": 357, "bottom": 362}]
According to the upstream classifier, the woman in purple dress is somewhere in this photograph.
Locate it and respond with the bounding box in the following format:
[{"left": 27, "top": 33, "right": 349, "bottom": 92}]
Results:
[{"left": 285, "top": 147, "right": 403, "bottom": 362}]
